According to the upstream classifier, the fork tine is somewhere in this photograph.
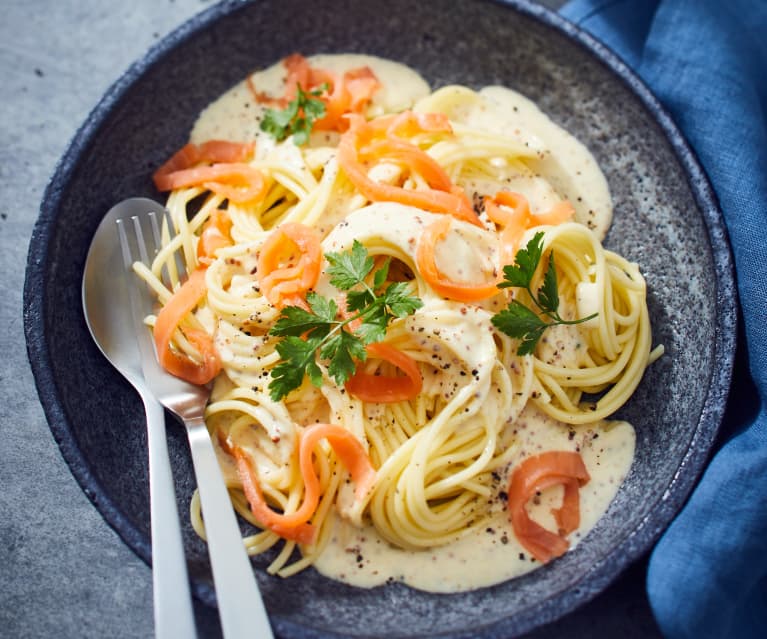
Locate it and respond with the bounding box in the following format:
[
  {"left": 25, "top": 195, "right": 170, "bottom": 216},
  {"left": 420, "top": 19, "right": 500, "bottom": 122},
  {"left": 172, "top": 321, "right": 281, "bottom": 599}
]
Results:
[
  {"left": 116, "top": 218, "right": 135, "bottom": 271},
  {"left": 149, "top": 209, "right": 163, "bottom": 255},
  {"left": 153, "top": 208, "right": 188, "bottom": 287},
  {"left": 149, "top": 210, "right": 174, "bottom": 287},
  {"left": 132, "top": 215, "right": 152, "bottom": 267}
]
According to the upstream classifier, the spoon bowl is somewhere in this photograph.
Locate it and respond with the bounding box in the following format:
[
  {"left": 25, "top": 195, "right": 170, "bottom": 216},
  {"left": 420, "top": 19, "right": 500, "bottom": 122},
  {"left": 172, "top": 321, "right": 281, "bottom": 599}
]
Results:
[{"left": 82, "top": 198, "right": 165, "bottom": 384}]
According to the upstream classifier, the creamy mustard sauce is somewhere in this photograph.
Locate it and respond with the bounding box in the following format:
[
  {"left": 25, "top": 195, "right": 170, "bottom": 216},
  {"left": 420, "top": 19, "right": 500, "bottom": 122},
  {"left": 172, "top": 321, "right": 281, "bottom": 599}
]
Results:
[
  {"left": 414, "top": 84, "right": 612, "bottom": 238},
  {"left": 315, "top": 409, "right": 634, "bottom": 591},
  {"left": 191, "top": 54, "right": 633, "bottom": 593},
  {"left": 191, "top": 54, "right": 430, "bottom": 148},
  {"left": 476, "top": 86, "right": 612, "bottom": 239}
]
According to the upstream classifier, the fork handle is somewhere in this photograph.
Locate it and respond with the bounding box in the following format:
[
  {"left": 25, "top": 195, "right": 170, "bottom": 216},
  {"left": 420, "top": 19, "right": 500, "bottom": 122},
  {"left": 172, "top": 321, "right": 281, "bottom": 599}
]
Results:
[
  {"left": 184, "top": 415, "right": 274, "bottom": 639},
  {"left": 143, "top": 396, "right": 198, "bottom": 639}
]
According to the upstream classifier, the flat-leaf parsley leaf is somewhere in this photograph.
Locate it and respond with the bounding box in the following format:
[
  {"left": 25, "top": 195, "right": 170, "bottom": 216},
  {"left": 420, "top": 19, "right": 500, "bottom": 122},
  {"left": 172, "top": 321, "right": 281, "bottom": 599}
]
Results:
[
  {"left": 260, "top": 83, "right": 328, "bottom": 146},
  {"left": 267, "top": 241, "right": 423, "bottom": 400},
  {"left": 492, "top": 232, "right": 597, "bottom": 355}
]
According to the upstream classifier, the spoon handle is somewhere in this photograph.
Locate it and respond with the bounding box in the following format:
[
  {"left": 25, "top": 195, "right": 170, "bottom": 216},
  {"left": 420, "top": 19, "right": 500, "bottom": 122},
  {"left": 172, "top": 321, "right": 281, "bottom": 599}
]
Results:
[
  {"left": 144, "top": 394, "right": 198, "bottom": 639},
  {"left": 183, "top": 415, "right": 273, "bottom": 639}
]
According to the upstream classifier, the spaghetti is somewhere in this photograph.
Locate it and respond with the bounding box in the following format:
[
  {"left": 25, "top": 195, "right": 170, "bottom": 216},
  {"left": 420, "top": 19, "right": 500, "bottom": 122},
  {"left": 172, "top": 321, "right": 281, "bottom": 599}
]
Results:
[{"left": 134, "top": 53, "right": 661, "bottom": 591}]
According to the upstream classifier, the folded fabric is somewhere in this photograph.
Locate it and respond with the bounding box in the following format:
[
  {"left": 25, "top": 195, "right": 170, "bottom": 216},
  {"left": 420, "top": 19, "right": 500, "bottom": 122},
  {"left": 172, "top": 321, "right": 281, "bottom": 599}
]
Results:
[{"left": 560, "top": 1, "right": 767, "bottom": 637}]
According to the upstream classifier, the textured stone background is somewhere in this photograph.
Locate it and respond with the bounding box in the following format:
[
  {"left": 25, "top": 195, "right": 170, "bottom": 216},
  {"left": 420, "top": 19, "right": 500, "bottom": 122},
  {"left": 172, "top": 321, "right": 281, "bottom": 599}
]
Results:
[{"left": 1, "top": 0, "right": 662, "bottom": 637}]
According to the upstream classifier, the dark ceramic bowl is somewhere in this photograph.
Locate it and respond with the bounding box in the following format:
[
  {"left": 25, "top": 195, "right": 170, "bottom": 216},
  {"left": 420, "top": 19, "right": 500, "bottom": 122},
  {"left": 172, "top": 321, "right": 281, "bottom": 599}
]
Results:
[{"left": 24, "top": 0, "right": 736, "bottom": 637}]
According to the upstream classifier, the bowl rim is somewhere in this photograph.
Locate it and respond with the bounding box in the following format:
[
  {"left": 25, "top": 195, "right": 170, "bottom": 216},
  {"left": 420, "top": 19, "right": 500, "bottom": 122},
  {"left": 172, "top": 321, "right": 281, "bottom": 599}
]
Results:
[{"left": 23, "top": 0, "right": 737, "bottom": 636}]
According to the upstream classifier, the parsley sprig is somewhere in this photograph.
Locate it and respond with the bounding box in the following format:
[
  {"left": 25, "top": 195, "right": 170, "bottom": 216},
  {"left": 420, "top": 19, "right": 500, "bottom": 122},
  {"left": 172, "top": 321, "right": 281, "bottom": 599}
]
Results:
[
  {"left": 259, "top": 83, "right": 328, "bottom": 146},
  {"left": 267, "top": 241, "right": 423, "bottom": 401},
  {"left": 491, "top": 232, "right": 597, "bottom": 355}
]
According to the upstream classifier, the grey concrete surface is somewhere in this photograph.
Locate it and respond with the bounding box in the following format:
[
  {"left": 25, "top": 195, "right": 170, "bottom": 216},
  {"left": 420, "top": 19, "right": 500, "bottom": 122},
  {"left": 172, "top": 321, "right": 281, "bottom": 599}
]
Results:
[{"left": 1, "top": 1, "right": 662, "bottom": 638}]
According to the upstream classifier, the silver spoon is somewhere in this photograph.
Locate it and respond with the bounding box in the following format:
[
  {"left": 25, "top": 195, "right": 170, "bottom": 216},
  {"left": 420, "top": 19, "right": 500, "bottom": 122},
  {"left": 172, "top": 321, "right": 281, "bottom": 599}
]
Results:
[{"left": 82, "top": 198, "right": 197, "bottom": 639}]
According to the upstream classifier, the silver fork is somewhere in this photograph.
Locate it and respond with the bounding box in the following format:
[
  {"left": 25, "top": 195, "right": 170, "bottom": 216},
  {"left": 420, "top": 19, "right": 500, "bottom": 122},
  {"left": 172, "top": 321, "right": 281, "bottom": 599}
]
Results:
[{"left": 117, "top": 204, "right": 273, "bottom": 639}]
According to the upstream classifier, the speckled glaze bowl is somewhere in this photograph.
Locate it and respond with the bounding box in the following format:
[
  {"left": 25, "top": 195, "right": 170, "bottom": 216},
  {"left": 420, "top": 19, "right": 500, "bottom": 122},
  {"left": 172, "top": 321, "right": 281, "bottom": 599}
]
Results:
[{"left": 24, "top": 0, "right": 736, "bottom": 637}]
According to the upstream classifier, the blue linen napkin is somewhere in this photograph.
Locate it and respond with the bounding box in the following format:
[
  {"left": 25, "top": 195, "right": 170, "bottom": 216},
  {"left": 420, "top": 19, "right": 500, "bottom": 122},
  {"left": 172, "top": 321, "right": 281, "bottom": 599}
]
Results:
[{"left": 559, "top": 0, "right": 767, "bottom": 637}]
